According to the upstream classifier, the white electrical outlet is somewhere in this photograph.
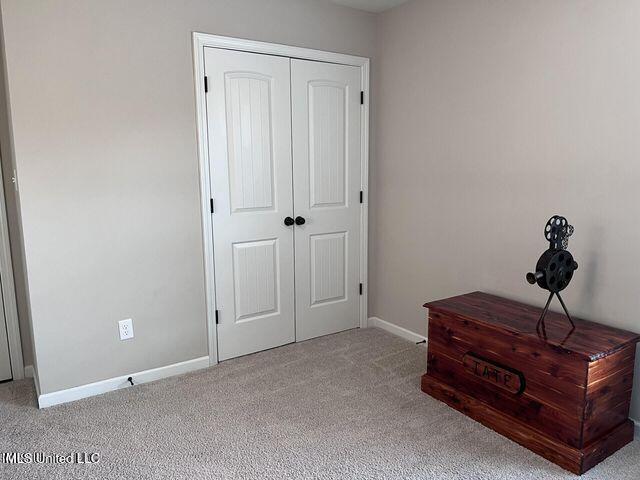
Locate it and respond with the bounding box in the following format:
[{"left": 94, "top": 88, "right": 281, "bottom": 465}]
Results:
[{"left": 118, "top": 318, "right": 134, "bottom": 340}]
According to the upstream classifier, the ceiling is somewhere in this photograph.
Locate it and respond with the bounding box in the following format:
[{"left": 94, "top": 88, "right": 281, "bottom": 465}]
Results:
[{"left": 328, "top": 0, "right": 412, "bottom": 13}]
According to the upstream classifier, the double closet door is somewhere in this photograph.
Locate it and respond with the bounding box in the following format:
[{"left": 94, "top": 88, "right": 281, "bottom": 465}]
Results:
[{"left": 205, "top": 48, "right": 363, "bottom": 361}]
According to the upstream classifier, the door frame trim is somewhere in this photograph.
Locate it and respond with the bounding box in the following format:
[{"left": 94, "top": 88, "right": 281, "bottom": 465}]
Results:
[
  {"left": 0, "top": 157, "right": 23, "bottom": 380},
  {"left": 191, "top": 33, "right": 370, "bottom": 365}
]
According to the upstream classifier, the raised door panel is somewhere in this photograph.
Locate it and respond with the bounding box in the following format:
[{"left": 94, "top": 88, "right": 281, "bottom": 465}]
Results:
[
  {"left": 205, "top": 48, "right": 295, "bottom": 361},
  {"left": 226, "top": 74, "right": 275, "bottom": 213},
  {"left": 310, "top": 232, "right": 346, "bottom": 306},
  {"left": 232, "top": 239, "right": 279, "bottom": 321},
  {"left": 309, "top": 82, "right": 346, "bottom": 209}
]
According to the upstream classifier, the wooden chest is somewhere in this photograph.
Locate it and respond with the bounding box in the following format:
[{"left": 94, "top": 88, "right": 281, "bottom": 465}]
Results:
[{"left": 421, "top": 292, "right": 640, "bottom": 475}]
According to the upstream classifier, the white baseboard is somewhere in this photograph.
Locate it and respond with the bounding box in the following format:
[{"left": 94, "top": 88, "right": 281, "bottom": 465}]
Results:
[
  {"left": 633, "top": 419, "right": 640, "bottom": 438},
  {"left": 24, "top": 365, "right": 34, "bottom": 378},
  {"left": 368, "top": 316, "right": 426, "bottom": 343},
  {"left": 37, "top": 356, "right": 210, "bottom": 409}
]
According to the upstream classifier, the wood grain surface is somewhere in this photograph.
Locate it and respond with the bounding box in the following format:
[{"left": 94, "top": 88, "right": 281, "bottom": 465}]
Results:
[{"left": 421, "top": 291, "right": 639, "bottom": 474}]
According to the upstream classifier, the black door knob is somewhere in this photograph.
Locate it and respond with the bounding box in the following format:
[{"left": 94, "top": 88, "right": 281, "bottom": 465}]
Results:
[
  {"left": 295, "top": 216, "right": 306, "bottom": 226},
  {"left": 284, "top": 216, "right": 295, "bottom": 226}
]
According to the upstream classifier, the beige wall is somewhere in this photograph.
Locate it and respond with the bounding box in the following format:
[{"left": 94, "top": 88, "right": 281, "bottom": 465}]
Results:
[
  {"left": 0, "top": 0, "right": 375, "bottom": 394},
  {"left": 373, "top": 0, "right": 640, "bottom": 418}
]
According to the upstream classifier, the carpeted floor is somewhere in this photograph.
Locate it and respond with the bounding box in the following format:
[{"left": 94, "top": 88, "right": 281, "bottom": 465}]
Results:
[{"left": 0, "top": 328, "right": 639, "bottom": 479}]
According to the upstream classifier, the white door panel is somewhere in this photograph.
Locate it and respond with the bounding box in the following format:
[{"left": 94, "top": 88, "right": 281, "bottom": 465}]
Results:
[
  {"left": 291, "top": 59, "right": 362, "bottom": 341},
  {"left": 205, "top": 48, "right": 295, "bottom": 361}
]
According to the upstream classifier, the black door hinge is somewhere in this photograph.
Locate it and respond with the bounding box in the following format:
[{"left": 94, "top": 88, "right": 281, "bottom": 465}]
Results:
[
  {"left": 360, "top": 91, "right": 364, "bottom": 105},
  {"left": 210, "top": 198, "right": 214, "bottom": 213},
  {"left": 215, "top": 309, "right": 219, "bottom": 324},
  {"left": 359, "top": 283, "right": 363, "bottom": 295},
  {"left": 204, "top": 76, "right": 208, "bottom": 93},
  {"left": 359, "top": 191, "right": 363, "bottom": 204}
]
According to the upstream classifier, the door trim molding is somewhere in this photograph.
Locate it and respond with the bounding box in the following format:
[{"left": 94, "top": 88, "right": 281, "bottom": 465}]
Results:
[
  {"left": 191, "top": 33, "right": 370, "bottom": 365},
  {"left": 0, "top": 157, "right": 23, "bottom": 380}
]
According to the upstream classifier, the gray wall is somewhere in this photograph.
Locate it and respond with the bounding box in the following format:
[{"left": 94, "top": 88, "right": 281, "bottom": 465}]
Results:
[
  {"left": 0, "top": 0, "right": 375, "bottom": 394},
  {"left": 373, "top": 0, "right": 640, "bottom": 418}
]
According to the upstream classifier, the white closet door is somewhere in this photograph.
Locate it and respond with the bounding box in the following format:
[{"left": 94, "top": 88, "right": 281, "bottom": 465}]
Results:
[
  {"left": 291, "top": 59, "right": 362, "bottom": 341},
  {"left": 205, "top": 48, "right": 295, "bottom": 361}
]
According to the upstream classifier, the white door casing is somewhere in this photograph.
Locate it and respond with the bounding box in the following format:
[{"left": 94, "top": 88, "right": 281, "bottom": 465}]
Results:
[
  {"left": 204, "top": 48, "right": 295, "bottom": 361},
  {"left": 193, "top": 34, "right": 369, "bottom": 364},
  {"left": 291, "top": 59, "right": 362, "bottom": 341},
  {"left": 0, "top": 287, "right": 11, "bottom": 381}
]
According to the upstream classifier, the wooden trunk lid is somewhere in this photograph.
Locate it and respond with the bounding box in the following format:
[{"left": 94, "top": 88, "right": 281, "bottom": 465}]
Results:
[{"left": 424, "top": 291, "right": 640, "bottom": 361}]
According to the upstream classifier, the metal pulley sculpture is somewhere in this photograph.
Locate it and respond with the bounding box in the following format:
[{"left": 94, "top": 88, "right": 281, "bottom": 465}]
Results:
[{"left": 526, "top": 215, "right": 578, "bottom": 337}]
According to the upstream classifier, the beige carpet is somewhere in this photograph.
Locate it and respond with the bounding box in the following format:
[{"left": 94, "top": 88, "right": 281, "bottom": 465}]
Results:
[{"left": 0, "top": 327, "right": 639, "bottom": 479}]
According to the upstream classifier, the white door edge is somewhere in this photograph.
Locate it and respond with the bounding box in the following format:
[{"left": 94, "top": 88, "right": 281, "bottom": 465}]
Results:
[{"left": 192, "top": 33, "right": 370, "bottom": 364}]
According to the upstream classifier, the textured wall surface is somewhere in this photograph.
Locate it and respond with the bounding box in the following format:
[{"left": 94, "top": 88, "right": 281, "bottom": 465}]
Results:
[
  {"left": 0, "top": 0, "right": 375, "bottom": 393},
  {"left": 373, "top": 0, "right": 640, "bottom": 417}
]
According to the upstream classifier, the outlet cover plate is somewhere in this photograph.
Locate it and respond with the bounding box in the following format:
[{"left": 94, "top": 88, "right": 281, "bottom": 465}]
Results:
[{"left": 118, "top": 318, "right": 134, "bottom": 340}]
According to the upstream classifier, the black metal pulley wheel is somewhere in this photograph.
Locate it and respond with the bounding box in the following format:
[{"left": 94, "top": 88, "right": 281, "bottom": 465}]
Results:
[{"left": 527, "top": 249, "right": 578, "bottom": 293}]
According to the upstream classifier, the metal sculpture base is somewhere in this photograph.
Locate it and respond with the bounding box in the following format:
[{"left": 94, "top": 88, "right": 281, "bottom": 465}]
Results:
[{"left": 536, "top": 292, "right": 576, "bottom": 342}]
